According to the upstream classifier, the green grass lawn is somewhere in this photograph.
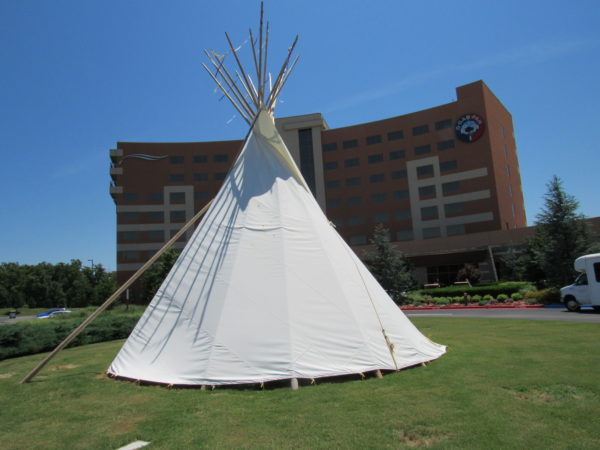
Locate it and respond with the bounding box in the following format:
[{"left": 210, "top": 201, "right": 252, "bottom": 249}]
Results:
[{"left": 1, "top": 318, "right": 599, "bottom": 449}]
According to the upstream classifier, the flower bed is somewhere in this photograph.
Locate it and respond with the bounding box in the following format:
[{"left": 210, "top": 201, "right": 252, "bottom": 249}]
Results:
[{"left": 401, "top": 300, "right": 543, "bottom": 311}]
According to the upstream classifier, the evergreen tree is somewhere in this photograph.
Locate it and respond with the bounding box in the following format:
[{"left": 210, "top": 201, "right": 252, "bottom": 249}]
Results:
[
  {"left": 139, "top": 248, "right": 180, "bottom": 303},
  {"left": 528, "top": 175, "right": 591, "bottom": 288},
  {"left": 364, "top": 224, "right": 416, "bottom": 303}
]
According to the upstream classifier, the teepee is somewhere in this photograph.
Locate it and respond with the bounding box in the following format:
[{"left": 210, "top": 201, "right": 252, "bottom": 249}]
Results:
[{"left": 106, "top": 5, "right": 445, "bottom": 386}]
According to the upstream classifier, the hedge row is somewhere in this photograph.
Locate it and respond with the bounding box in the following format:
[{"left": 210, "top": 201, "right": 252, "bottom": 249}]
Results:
[
  {"left": 0, "top": 314, "right": 139, "bottom": 361},
  {"left": 414, "top": 281, "right": 534, "bottom": 298}
]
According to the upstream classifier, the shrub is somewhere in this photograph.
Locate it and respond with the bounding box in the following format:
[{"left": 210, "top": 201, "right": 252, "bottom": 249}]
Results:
[
  {"left": 496, "top": 294, "right": 509, "bottom": 303},
  {"left": 518, "top": 284, "right": 537, "bottom": 297},
  {"left": 523, "top": 289, "right": 560, "bottom": 305},
  {"left": 471, "top": 295, "right": 482, "bottom": 302},
  {"left": 0, "top": 313, "right": 140, "bottom": 361},
  {"left": 452, "top": 296, "right": 465, "bottom": 304},
  {"left": 478, "top": 299, "right": 488, "bottom": 306},
  {"left": 435, "top": 297, "right": 450, "bottom": 306},
  {"left": 511, "top": 292, "right": 522, "bottom": 301},
  {"left": 415, "top": 281, "right": 534, "bottom": 299},
  {"left": 483, "top": 294, "right": 493, "bottom": 301}
]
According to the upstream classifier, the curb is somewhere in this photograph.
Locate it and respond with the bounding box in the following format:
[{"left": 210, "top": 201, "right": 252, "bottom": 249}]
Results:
[{"left": 401, "top": 304, "right": 545, "bottom": 311}]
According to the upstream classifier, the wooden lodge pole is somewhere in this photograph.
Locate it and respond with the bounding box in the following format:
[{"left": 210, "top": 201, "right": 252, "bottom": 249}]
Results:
[{"left": 20, "top": 199, "right": 214, "bottom": 384}]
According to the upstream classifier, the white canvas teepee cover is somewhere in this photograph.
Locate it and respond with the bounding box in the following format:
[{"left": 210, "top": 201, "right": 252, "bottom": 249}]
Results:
[{"left": 108, "top": 111, "right": 445, "bottom": 385}]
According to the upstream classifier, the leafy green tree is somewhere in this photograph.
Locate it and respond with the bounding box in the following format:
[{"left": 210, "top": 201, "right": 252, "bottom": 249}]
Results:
[
  {"left": 528, "top": 175, "right": 591, "bottom": 288},
  {"left": 139, "top": 248, "right": 180, "bottom": 303},
  {"left": 456, "top": 263, "right": 481, "bottom": 284},
  {"left": 364, "top": 224, "right": 416, "bottom": 303}
]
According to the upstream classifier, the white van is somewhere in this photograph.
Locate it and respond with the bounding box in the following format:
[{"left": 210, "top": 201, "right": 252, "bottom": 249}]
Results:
[{"left": 560, "top": 253, "right": 600, "bottom": 312}]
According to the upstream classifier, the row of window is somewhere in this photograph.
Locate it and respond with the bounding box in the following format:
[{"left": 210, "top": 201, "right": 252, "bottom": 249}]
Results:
[
  {"left": 325, "top": 181, "right": 461, "bottom": 208},
  {"left": 169, "top": 155, "right": 229, "bottom": 164},
  {"left": 119, "top": 210, "right": 186, "bottom": 223},
  {"left": 322, "top": 119, "right": 454, "bottom": 152},
  {"left": 325, "top": 164, "right": 458, "bottom": 189},
  {"left": 331, "top": 201, "right": 467, "bottom": 226},
  {"left": 323, "top": 140, "right": 456, "bottom": 160},
  {"left": 168, "top": 172, "right": 228, "bottom": 183},
  {"left": 347, "top": 222, "right": 466, "bottom": 245},
  {"left": 122, "top": 191, "right": 212, "bottom": 203}
]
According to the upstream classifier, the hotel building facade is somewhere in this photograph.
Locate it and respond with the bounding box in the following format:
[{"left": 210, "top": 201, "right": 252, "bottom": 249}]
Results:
[{"left": 110, "top": 80, "right": 527, "bottom": 292}]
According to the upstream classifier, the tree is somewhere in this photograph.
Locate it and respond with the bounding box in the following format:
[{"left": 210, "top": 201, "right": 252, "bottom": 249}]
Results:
[
  {"left": 364, "top": 224, "right": 416, "bottom": 302},
  {"left": 528, "top": 175, "right": 591, "bottom": 288},
  {"left": 456, "top": 263, "right": 481, "bottom": 284},
  {"left": 139, "top": 248, "right": 179, "bottom": 303}
]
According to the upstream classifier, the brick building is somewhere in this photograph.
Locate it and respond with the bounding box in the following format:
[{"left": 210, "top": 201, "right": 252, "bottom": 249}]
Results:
[{"left": 110, "top": 80, "right": 528, "bottom": 290}]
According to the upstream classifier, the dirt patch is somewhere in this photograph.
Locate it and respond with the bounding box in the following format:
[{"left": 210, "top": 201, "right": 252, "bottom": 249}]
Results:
[
  {"left": 397, "top": 428, "right": 446, "bottom": 447},
  {"left": 49, "top": 364, "right": 79, "bottom": 371},
  {"left": 0, "top": 373, "right": 15, "bottom": 379},
  {"left": 505, "top": 385, "right": 595, "bottom": 403},
  {"left": 111, "top": 414, "right": 146, "bottom": 435}
]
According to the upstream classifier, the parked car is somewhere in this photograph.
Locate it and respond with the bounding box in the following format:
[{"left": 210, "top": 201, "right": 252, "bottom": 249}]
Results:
[{"left": 37, "top": 308, "right": 72, "bottom": 319}]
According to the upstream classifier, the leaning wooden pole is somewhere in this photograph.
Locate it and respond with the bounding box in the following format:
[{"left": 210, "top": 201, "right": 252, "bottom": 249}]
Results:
[{"left": 20, "top": 199, "right": 214, "bottom": 384}]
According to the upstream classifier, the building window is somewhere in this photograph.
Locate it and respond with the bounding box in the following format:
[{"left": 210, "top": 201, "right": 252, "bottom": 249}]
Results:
[
  {"left": 195, "top": 191, "right": 210, "bottom": 200},
  {"left": 508, "top": 184, "right": 513, "bottom": 197},
  {"left": 170, "top": 210, "right": 186, "bottom": 222},
  {"left": 395, "top": 210, "right": 411, "bottom": 220},
  {"left": 122, "top": 193, "right": 139, "bottom": 203},
  {"left": 298, "top": 128, "right": 316, "bottom": 195},
  {"left": 147, "top": 230, "right": 164, "bottom": 241},
  {"left": 368, "top": 154, "right": 384, "bottom": 164},
  {"left": 412, "top": 124, "right": 429, "bottom": 136},
  {"left": 397, "top": 230, "right": 413, "bottom": 241},
  {"left": 391, "top": 170, "right": 407, "bottom": 179},
  {"left": 416, "top": 165, "right": 434, "bottom": 177},
  {"left": 415, "top": 144, "right": 431, "bottom": 155},
  {"left": 325, "top": 180, "right": 340, "bottom": 188},
  {"left": 147, "top": 211, "right": 164, "bottom": 222},
  {"left": 373, "top": 212, "right": 389, "bottom": 223},
  {"left": 419, "top": 185, "right": 436, "bottom": 198},
  {"left": 327, "top": 199, "right": 341, "bottom": 208},
  {"left": 347, "top": 196, "right": 363, "bottom": 206},
  {"left": 215, "top": 172, "right": 227, "bottom": 180},
  {"left": 390, "top": 150, "right": 405, "bottom": 160},
  {"left": 371, "top": 193, "right": 387, "bottom": 203},
  {"left": 442, "top": 181, "right": 460, "bottom": 194},
  {"left": 421, "top": 206, "right": 438, "bottom": 220},
  {"left": 121, "top": 231, "right": 140, "bottom": 241},
  {"left": 440, "top": 160, "right": 458, "bottom": 172},
  {"left": 193, "top": 173, "right": 208, "bottom": 181},
  {"left": 324, "top": 161, "right": 338, "bottom": 170},
  {"left": 366, "top": 135, "right": 382, "bottom": 145},
  {"left": 331, "top": 218, "right": 344, "bottom": 227},
  {"left": 170, "top": 174, "right": 184, "bottom": 182},
  {"left": 322, "top": 142, "right": 338, "bottom": 152},
  {"left": 393, "top": 189, "right": 409, "bottom": 199},
  {"left": 170, "top": 156, "right": 184, "bottom": 164},
  {"left": 349, "top": 216, "right": 365, "bottom": 225},
  {"left": 214, "top": 154, "right": 228, "bottom": 163},
  {"left": 342, "top": 139, "right": 358, "bottom": 149},
  {"left": 370, "top": 173, "right": 385, "bottom": 183},
  {"left": 444, "top": 202, "right": 464, "bottom": 215},
  {"left": 148, "top": 192, "right": 163, "bottom": 202},
  {"left": 447, "top": 224, "right": 466, "bottom": 236},
  {"left": 350, "top": 235, "right": 367, "bottom": 245},
  {"left": 122, "top": 251, "right": 141, "bottom": 261},
  {"left": 506, "top": 165, "right": 511, "bottom": 177},
  {"left": 512, "top": 204, "right": 516, "bottom": 217},
  {"left": 435, "top": 119, "right": 452, "bottom": 130},
  {"left": 387, "top": 130, "right": 404, "bottom": 141},
  {"left": 437, "top": 140, "right": 455, "bottom": 151},
  {"left": 170, "top": 192, "right": 185, "bottom": 203},
  {"left": 193, "top": 155, "right": 207, "bottom": 163},
  {"left": 500, "top": 126, "right": 505, "bottom": 137},
  {"left": 422, "top": 227, "right": 441, "bottom": 239},
  {"left": 503, "top": 144, "right": 509, "bottom": 158},
  {"left": 344, "top": 158, "right": 360, "bottom": 168},
  {"left": 346, "top": 177, "right": 361, "bottom": 186},
  {"left": 120, "top": 212, "right": 140, "bottom": 223}
]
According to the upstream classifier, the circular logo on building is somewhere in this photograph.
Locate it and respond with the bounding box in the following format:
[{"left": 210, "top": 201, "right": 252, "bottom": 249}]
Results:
[{"left": 455, "top": 114, "right": 485, "bottom": 142}]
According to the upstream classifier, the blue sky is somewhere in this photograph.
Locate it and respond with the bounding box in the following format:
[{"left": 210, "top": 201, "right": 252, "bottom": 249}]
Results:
[{"left": 1, "top": 0, "right": 599, "bottom": 271}]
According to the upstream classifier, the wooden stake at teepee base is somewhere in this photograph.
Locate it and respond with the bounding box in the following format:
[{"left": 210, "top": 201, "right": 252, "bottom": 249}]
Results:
[{"left": 19, "top": 199, "right": 214, "bottom": 384}]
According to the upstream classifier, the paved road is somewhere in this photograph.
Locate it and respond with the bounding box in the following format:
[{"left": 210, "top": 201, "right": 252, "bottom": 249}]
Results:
[
  {"left": 406, "top": 307, "right": 600, "bottom": 323},
  {"left": 0, "top": 315, "right": 37, "bottom": 325}
]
